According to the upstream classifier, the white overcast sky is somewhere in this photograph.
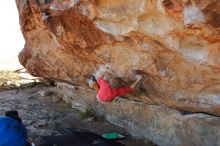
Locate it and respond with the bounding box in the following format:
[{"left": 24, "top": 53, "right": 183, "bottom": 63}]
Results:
[{"left": 0, "top": 1, "right": 24, "bottom": 69}]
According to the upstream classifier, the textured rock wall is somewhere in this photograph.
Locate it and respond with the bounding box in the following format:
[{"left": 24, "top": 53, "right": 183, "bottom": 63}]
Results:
[
  {"left": 16, "top": 0, "right": 220, "bottom": 116},
  {"left": 16, "top": 0, "right": 220, "bottom": 145},
  {"left": 48, "top": 82, "right": 220, "bottom": 146}
]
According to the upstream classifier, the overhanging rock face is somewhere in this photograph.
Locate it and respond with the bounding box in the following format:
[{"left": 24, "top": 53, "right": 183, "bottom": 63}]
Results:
[{"left": 16, "top": 0, "right": 220, "bottom": 145}]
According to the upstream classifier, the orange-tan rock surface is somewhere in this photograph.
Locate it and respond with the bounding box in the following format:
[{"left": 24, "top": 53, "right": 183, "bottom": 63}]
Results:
[{"left": 16, "top": 0, "right": 220, "bottom": 117}]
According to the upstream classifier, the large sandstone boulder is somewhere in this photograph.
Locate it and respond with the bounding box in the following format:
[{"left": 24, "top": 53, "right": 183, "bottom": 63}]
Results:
[
  {"left": 16, "top": 0, "right": 220, "bottom": 145},
  {"left": 16, "top": 0, "right": 220, "bottom": 116}
]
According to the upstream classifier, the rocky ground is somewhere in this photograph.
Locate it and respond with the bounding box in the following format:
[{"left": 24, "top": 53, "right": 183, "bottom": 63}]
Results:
[{"left": 0, "top": 70, "right": 154, "bottom": 146}]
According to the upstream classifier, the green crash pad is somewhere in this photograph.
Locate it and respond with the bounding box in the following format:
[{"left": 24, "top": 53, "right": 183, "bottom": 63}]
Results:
[{"left": 102, "top": 133, "right": 125, "bottom": 140}]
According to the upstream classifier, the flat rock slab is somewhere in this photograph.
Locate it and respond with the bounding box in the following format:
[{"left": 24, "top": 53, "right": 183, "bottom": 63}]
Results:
[
  {"left": 56, "top": 83, "right": 220, "bottom": 146},
  {"left": 0, "top": 85, "right": 149, "bottom": 146}
]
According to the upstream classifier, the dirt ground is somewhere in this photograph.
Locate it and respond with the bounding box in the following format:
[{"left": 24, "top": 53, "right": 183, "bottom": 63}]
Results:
[{"left": 0, "top": 71, "right": 155, "bottom": 146}]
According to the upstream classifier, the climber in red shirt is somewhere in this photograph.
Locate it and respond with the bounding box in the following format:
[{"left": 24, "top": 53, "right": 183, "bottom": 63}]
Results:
[{"left": 89, "top": 65, "right": 142, "bottom": 103}]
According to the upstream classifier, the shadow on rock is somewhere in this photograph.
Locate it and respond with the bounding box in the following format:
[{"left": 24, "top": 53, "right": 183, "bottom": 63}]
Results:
[{"left": 39, "top": 128, "right": 125, "bottom": 146}]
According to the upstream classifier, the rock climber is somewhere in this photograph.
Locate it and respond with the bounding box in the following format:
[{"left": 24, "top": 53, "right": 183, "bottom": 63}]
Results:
[
  {"left": 0, "top": 110, "right": 34, "bottom": 146},
  {"left": 89, "top": 65, "right": 142, "bottom": 103}
]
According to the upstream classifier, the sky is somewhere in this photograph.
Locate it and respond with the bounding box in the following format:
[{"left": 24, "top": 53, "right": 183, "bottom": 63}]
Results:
[{"left": 0, "top": 1, "right": 24, "bottom": 70}]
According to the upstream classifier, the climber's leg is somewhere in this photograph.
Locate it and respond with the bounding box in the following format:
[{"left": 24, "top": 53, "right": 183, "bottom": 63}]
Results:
[
  {"left": 130, "top": 74, "right": 142, "bottom": 90},
  {"left": 108, "top": 75, "right": 143, "bottom": 102},
  {"left": 110, "top": 86, "right": 133, "bottom": 101}
]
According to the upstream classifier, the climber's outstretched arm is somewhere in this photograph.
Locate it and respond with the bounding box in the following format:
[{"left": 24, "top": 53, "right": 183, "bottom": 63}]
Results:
[
  {"left": 97, "top": 70, "right": 107, "bottom": 79},
  {"left": 96, "top": 64, "right": 111, "bottom": 79}
]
